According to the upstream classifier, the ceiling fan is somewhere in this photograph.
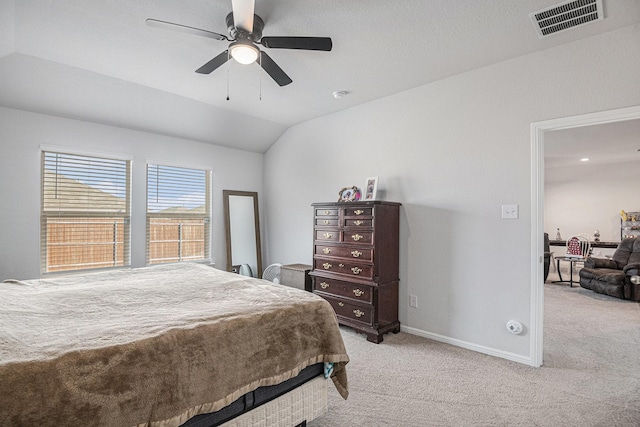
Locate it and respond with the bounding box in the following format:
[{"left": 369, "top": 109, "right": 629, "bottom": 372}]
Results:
[{"left": 146, "top": 0, "right": 332, "bottom": 87}]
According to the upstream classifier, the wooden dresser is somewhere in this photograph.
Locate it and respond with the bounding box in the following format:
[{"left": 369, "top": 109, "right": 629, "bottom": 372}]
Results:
[{"left": 309, "top": 201, "right": 401, "bottom": 343}]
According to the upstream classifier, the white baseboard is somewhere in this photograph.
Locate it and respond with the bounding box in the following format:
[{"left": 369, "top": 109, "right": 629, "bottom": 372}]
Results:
[{"left": 400, "top": 325, "right": 535, "bottom": 366}]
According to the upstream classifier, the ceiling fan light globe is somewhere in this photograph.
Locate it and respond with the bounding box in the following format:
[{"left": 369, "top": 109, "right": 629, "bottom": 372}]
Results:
[{"left": 230, "top": 41, "right": 259, "bottom": 65}]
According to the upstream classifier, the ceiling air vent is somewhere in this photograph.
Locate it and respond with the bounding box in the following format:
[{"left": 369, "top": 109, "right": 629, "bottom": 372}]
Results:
[{"left": 530, "top": 0, "right": 603, "bottom": 38}]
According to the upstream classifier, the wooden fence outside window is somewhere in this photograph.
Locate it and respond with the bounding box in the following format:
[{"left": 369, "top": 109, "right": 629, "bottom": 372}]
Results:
[{"left": 45, "top": 217, "right": 205, "bottom": 272}]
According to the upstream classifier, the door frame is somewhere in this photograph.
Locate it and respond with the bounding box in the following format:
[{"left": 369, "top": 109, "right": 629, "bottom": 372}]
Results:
[{"left": 530, "top": 105, "right": 640, "bottom": 367}]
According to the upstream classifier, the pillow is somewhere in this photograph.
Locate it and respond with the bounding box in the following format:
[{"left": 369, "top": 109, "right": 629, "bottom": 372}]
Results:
[{"left": 566, "top": 237, "right": 583, "bottom": 257}]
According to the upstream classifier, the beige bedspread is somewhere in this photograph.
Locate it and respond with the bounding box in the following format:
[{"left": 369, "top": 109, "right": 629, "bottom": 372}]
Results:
[{"left": 0, "top": 263, "right": 349, "bottom": 427}]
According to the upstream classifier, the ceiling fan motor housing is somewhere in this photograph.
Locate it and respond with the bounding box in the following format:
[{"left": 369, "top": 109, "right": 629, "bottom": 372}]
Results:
[{"left": 226, "top": 12, "right": 264, "bottom": 41}]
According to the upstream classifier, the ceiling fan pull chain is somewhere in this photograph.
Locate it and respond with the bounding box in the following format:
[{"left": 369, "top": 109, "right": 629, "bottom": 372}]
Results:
[
  {"left": 258, "top": 54, "right": 262, "bottom": 101},
  {"left": 226, "top": 50, "right": 230, "bottom": 101}
]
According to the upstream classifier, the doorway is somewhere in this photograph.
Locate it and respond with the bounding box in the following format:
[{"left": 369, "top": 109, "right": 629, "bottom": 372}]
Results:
[{"left": 530, "top": 105, "right": 640, "bottom": 367}]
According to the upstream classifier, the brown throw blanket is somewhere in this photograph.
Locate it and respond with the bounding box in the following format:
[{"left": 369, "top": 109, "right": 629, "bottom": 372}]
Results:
[{"left": 0, "top": 263, "right": 349, "bottom": 426}]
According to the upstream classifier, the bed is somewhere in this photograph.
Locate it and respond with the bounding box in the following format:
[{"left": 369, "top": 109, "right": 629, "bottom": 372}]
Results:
[{"left": 0, "top": 263, "right": 349, "bottom": 426}]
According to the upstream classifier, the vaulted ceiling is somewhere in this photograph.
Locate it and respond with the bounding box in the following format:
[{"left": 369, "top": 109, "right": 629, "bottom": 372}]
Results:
[{"left": 1, "top": 0, "right": 639, "bottom": 152}]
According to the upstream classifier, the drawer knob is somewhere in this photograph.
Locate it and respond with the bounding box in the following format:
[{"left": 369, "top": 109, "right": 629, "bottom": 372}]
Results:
[
  {"left": 354, "top": 210, "right": 364, "bottom": 215},
  {"left": 351, "top": 234, "right": 363, "bottom": 241},
  {"left": 323, "top": 263, "right": 332, "bottom": 270},
  {"left": 351, "top": 250, "right": 362, "bottom": 258},
  {"left": 338, "top": 302, "right": 345, "bottom": 307},
  {"left": 351, "top": 267, "right": 362, "bottom": 275},
  {"left": 353, "top": 309, "right": 365, "bottom": 318},
  {"left": 323, "top": 220, "right": 330, "bottom": 225},
  {"left": 354, "top": 220, "right": 363, "bottom": 226},
  {"left": 339, "top": 263, "right": 345, "bottom": 268},
  {"left": 320, "top": 282, "right": 329, "bottom": 289},
  {"left": 324, "top": 210, "right": 330, "bottom": 215},
  {"left": 323, "top": 232, "right": 333, "bottom": 239},
  {"left": 322, "top": 248, "right": 332, "bottom": 254},
  {"left": 353, "top": 288, "right": 364, "bottom": 297}
]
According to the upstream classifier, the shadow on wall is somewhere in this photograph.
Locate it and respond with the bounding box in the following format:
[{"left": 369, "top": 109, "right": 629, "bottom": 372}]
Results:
[{"left": 399, "top": 203, "right": 454, "bottom": 329}]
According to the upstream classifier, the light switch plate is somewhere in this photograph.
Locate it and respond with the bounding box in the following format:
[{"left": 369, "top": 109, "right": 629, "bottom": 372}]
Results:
[{"left": 502, "top": 204, "right": 518, "bottom": 219}]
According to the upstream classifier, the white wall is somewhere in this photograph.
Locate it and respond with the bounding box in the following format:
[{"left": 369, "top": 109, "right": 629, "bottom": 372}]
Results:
[
  {"left": 263, "top": 25, "right": 640, "bottom": 362},
  {"left": 0, "top": 0, "right": 14, "bottom": 58},
  {"left": 545, "top": 160, "right": 640, "bottom": 242},
  {"left": 0, "top": 107, "right": 264, "bottom": 280}
]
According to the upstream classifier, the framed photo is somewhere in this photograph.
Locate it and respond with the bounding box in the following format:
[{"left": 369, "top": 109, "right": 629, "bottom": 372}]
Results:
[
  {"left": 338, "top": 186, "right": 361, "bottom": 202},
  {"left": 363, "top": 176, "right": 378, "bottom": 200}
]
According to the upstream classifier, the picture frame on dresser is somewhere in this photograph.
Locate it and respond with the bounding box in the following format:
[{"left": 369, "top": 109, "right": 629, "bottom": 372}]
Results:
[
  {"left": 364, "top": 177, "right": 378, "bottom": 201},
  {"left": 338, "top": 186, "right": 361, "bottom": 202}
]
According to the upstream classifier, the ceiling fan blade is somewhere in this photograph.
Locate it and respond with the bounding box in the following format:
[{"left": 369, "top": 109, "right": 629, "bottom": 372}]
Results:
[
  {"left": 232, "top": 0, "right": 255, "bottom": 32},
  {"left": 146, "top": 18, "right": 228, "bottom": 41},
  {"left": 260, "top": 37, "right": 332, "bottom": 51},
  {"left": 259, "top": 51, "right": 292, "bottom": 87},
  {"left": 195, "top": 51, "right": 229, "bottom": 74}
]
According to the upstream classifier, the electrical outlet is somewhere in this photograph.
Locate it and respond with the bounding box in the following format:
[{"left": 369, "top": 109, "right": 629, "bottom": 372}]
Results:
[{"left": 409, "top": 294, "right": 418, "bottom": 308}]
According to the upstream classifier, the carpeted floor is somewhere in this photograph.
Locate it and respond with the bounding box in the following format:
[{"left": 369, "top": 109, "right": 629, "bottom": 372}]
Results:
[{"left": 310, "top": 278, "right": 640, "bottom": 426}]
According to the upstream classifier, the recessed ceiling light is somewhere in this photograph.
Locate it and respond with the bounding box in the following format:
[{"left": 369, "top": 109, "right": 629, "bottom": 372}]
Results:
[
  {"left": 332, "top": 91, "right": 348, "bottom": 99},
  {"left": 580, "top": 158, "right": 589, "bottom": 162}
]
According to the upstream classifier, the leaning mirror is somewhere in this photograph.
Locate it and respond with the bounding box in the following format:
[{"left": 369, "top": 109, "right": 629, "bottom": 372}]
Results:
[{"left": 223, "top": 190, "right": 262, "bottom": 278}]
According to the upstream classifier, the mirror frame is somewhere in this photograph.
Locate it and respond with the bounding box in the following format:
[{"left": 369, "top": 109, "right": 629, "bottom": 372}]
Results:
[{"left": 223, "top": 190, "right": 263, "bottom": 277}]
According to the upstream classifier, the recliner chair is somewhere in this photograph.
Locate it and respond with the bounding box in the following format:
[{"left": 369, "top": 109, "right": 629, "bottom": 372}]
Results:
[{"left": 578, "top": 237, "right": 640, "bottom": 301}]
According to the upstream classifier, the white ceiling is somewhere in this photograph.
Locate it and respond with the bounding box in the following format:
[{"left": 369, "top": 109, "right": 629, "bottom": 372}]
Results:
[
  {"left": 1, "top": 0, "right": 639, "bottom": 152},
  {"left": 545, "top": 118, "right": 640, "bottom": 168}
]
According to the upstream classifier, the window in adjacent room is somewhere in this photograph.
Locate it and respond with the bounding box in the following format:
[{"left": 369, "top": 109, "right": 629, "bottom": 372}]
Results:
[
  {"left": 146, "top": 163, "right": 211, "bottom": 265},
  {"left": 41, "top": 150, "right": 131, "bottom": 273}
]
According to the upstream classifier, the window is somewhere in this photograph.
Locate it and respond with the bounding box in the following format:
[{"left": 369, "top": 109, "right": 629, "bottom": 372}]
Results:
[
  {"left": 41, "top": 151, "right": 131, "bottom": 273},
  {"left": 147, "top": 164, "right": 210, "bottom": 264}
]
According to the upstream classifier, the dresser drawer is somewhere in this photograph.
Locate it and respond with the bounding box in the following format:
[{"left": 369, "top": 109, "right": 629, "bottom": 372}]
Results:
[
  {"left": 314, "top": 258, "right": 374, "bottom": 279},
  {"left": 315, "top": 229, "right": 340, "bottom": 242},
  {"left": 342, "top": 231, "right": 373, "bottom": 244},
  {"left": 315, "top": 208, "right": 339, "bottom": 217},
  {"left": 344, "top": 218, "right": 372, "bottom": 227},
  {"left": 323, "top": 295, "right": 373, "bottom": 325},
  {"left": 313, "top": 276, "right": 373, "bottom": 303},
  {"left": 314, "top": 245, "right": 373, "bottom": 261},
  {"left": 344, "top": 207, "right": 373, "bottom": 217},
  {"left": 316, "top": 218, "right": 339, "bottom": 226}
]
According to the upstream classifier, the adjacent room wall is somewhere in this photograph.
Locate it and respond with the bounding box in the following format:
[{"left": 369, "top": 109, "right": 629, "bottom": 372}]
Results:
[
  {"left": 545, "top": 160, "right": 640, "bottom": 244},
  {"left": 0, "top": 106, "right": 264, "bottom": 281},
  {"left": 263, "top": 25, "right": 640, "bottom": 363}
]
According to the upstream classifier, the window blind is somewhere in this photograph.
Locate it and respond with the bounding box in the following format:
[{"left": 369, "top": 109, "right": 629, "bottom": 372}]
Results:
[
  {"left": 41, "top": 151, "right": 131, "bottom": 273},
  {"left": 146, "top": 164, "right": 211, "bottom": 265}
]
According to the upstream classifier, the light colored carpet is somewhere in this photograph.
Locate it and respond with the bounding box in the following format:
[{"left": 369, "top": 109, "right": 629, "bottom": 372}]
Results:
[{"left": 310, "top": 281, "right": 640, "bottom": 426}]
